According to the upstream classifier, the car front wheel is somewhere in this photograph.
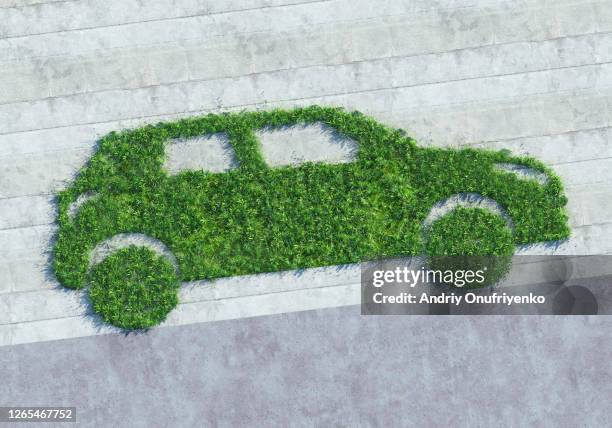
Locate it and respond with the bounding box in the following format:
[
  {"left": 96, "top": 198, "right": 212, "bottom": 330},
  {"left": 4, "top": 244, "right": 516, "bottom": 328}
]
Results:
[{"left": 424, "top": 207, "right": 514, "bottom": 288}]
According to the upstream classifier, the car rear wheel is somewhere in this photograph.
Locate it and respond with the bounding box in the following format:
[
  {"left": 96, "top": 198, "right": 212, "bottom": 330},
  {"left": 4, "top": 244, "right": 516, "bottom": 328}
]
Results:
[
  {"left": 88, "top": 246, "right": 180, "bottom": 330},
  {"left": 424, "top": 207, "right": 514, "bottom": 288}
]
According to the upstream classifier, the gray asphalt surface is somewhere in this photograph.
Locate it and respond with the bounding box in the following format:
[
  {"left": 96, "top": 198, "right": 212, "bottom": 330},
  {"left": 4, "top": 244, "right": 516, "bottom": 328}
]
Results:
[{"left": 2, "top": 307, "right": 611, "bottom": 427}]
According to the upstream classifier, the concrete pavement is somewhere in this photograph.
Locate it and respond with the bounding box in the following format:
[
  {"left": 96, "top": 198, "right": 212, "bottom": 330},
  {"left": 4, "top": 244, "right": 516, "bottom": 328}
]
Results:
[{"left": 2, "top": 306, "right": 612, "bottom": 427}]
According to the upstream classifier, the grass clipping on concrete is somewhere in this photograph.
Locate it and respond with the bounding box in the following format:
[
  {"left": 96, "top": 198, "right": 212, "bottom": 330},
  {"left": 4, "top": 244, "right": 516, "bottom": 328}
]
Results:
[{"left": 53, "top": 106, "right": 570, "bottom": 329}]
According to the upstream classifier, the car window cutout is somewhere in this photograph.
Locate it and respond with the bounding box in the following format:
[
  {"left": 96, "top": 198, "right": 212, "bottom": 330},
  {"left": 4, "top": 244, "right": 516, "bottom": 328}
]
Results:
[
  {"left": 493, "top": 163, "right": 549, "bottom": 185},
  {"left": 256, "top": 122, "right": 358, "bottom": 167},
  {"left": 164, "top": 133, "right": 238, "bottom": 174}
]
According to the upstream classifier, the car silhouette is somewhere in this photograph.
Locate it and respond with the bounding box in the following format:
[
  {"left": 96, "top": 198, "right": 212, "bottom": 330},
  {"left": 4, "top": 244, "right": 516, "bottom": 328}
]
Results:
[{"left": 53, "top": 106, "right": 570, "bottom": 329}]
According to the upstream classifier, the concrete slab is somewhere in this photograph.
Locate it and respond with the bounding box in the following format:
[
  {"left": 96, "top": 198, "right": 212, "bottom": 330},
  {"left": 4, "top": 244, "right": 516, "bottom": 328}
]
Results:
[
  {"left": 0, "top": 194, "right": 54, "bottom": 229},
  {"left": 0, "top": 224, "right": 54, "bottom": 253},
  {"left": 0, "top": 0, "right": 64, "bottom": 7},
  {"left": 257, "top": 123, "right": 358, "bottom": 167},
  {"left": 0, "top": 281, "right": 362, "bottom": 346},
  {"left": 0, "top": 147, "right": 91, "bottom": 198},
  {"left": 0, "top": 0, "right": 604, "bottom": 63},
  {"left": 380, "top": 89, "right": 612, "bottom": 144},
  {"left": 2, "top": 89, "right": 610, "bottom": 164},
  {"left": 0, "top": 0, "right": 326, "bottom": 38},
  {"left": 3, "top": 30, "right": 610, "bottom": 105},
  {"left": 471, "top": 127, "right": 612, "bottom": 162},
  {"left": 2, "top": 62, "right": 611, "bottom": 135},
  {"left": 1, "top": 308, "right": 611, "bottom": 426},
  {"left": 164, "top": 133, "right": 237, "bottom": 174},
  {"left": 0, "top": 250, "right": 56, "bottom": 294},
  {"left": 0, "top": 259, "right": 361, "bottom": 323}
]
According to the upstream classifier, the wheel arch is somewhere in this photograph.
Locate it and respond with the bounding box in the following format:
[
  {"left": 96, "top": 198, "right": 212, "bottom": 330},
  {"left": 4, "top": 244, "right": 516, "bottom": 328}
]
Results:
[
  {"left": 422, "top": 193, "right": 514, "bottom": 234},
  {"left": 89, "top": 233, "right": 179, "bottom": 274}
]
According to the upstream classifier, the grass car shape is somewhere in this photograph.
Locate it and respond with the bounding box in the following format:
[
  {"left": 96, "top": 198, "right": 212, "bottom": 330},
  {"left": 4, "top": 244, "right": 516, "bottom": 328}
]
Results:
[{"left": 54, "top": 106, "right": 570, "bottom": 329}]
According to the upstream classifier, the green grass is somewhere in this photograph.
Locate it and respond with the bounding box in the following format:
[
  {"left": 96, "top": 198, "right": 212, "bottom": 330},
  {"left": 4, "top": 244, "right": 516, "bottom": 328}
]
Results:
[
  {"left": 425, "top": 207, "right": 515, "bottom": 287},
  {"left": 89, "top": 246, "right": 179, "bottom": 329},
  {"left": 53, "top": 106, "right": 570, "bottom": 329}
]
